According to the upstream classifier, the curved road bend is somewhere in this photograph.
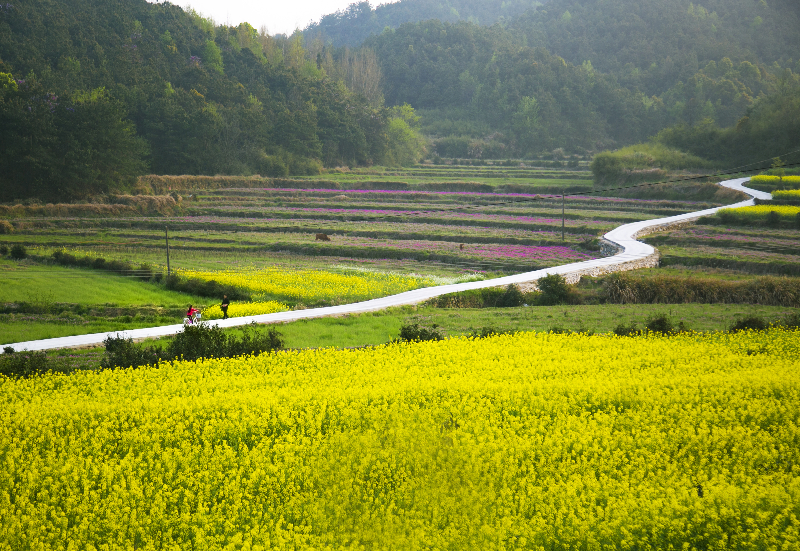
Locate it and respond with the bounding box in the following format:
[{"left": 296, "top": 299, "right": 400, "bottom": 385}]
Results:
[{"left": 6, "top": 177, "right": 769, "bottom": 352}]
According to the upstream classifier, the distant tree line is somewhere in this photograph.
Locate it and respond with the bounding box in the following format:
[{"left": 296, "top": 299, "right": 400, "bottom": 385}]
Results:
[{"left": 2, "top": 0, "right": 799, "bottom": 202}]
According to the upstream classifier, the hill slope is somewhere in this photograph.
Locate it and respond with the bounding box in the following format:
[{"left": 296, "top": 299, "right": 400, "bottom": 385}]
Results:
[
  {"left": 0, "top": 0, "right": 397, "bottom": 201},
  {"left": 357, "top": 0, "right": 800, "bottom": 156}
]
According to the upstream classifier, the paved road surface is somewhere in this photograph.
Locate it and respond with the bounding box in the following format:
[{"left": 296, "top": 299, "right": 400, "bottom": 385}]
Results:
[{"left": 5, "top": 177, "right": 766, "bottom": 352}]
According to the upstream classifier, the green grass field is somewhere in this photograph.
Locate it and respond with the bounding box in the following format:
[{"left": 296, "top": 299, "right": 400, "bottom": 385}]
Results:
[
  {"left": 276, "top": 303, "right": 798, "bottom": 348},
  {"left": 0, "top": 259, "right": 207, "bottom": 306},
  {"left": 20, "top": 302, "right": 797, "bottom": 370}
]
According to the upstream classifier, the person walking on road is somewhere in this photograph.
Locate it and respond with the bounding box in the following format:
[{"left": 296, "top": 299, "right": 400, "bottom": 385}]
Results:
[{"left": 221, "top": 295, "right": 230, "bottom": 320}]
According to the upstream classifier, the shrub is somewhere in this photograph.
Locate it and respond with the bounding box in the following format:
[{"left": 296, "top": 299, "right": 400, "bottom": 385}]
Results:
[
  {"left": 137, "top": 263, "right": 156, "bottom": 281},
  {"left": 9, "top": 244, "right": 27, "bottom": 260},
  {"left": 0, "top": 244, "right": 8, "bottom": 255},
  {"left": 227, "top": 324, "right": 285, "bottom": 357},
  {"left": 613, "top": 322, "right": 640, "bottom": 337},
  {"left": 165, "top": 274, "right": 250, "bottom": 301},
  {"left": 0, "top": 220, "right": 13, "bottom": 234},
  {"left": 165, "top": 323, "right": 229, "bottom": 362},
  {"left": 781, "top": 312, "right": 800, "bottom": 329},
  {"left": 766, "top": 210, "right": 780, "bottom": 227},
  {"left": 166, "top": 323, "right": 285, "bottom": 363},
  {"left": 729, "top": 316, "right": 768, "bottom": 332},
  {"left": 101, "top": 323, "right": 285, "bottom": 369},
  {"left": 426, "top": 286, "right": 538, "bottom": 309},
  {"left": 600, "top": 273, "right": 800, "bottom": 307},
  {"left": 645, "top": 314, "right": 673, "bottom": 334},
  {"left": 101, "top": 335, "right": 163, "bottom": 370},
  {"left": 538, "top": 273, "right": 570, "bottom": 305},
  {"left": 497, "top": 284, "right": 525, "bottom": 307},
  {"left": 399, "top": 323, "right": 444, "bottom": 342},
  {"left": 0, "top": 349, "right": 50, "bottom": 377},
  {"left": 578, "top": 237, "right": 602, "bottom": 252},
  {"left": 257, "top": 154, "right": 289, "bottom": 177},
  {"left": 426, "top": 289, "right": 487, "bottom": 308},
  {"left": 468, "top": 327, "right": 511, "bottom": 339}
]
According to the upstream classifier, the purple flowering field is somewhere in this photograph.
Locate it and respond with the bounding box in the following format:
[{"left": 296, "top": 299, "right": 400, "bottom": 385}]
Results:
[
  {"left": 12, "top": 184, "right": 717, "bottom": 274},
  {"left": 644, "top": 223, "right": 800, "bottom": 275}
]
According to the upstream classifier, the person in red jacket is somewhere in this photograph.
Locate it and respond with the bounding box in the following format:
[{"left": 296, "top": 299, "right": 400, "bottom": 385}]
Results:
[{"left": 186, "top": 305, "right": 200, "bottom": 323}]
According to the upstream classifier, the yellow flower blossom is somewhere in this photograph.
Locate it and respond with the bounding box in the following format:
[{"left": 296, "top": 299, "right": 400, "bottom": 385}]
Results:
[
  {"left": 1, "top": 329, "right": 798, "bottom": 548},
  {"left": 179, "top": 267, "right": 437, "bottom": 303},
  {"left": 202, "top": 300, "right": 289, "bottom": 319}
]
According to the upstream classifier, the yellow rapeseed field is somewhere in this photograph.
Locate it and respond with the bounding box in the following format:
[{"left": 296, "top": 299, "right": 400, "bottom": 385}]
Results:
[
  {"left": 750, "top": 175, "right": 800, "bottom": 187},
  {"left": 719, "top": 204, "right": 800, "bottom": 219},
  {"left": 2, "top": 330, "right": 799, "bottom": 549},
  {"left": 202, "top": 300, "right": 289, "bottom": 320},
  {"left": 772, "top": 189, "right": 800, "bottom": 200},
  {"left": 180, "top": 267, "right": 437, "bottom": 304}
]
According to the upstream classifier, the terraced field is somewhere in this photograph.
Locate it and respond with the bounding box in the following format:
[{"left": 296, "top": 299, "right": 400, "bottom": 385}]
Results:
[
  {"left": 0, "top": 166, "right": 762, "bottom": 345},
  {"left": 7, "top": 186, "right": 734, "bottom": 274},
  {"left": 645, "top": 223, "right": 800, "bottom": 276}
]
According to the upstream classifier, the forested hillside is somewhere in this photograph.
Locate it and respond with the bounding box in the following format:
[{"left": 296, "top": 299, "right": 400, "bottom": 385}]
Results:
[
  {"left": 2, "top": 0, "right": 799, "bottom": 202},
  {"left": 304, "top": 0, "right": 542, "bottom": 47},
  {"left": 0, "top": 0, "right": 423, "bottom": 201},
  {"left": 510, "top": 0, "right": 800, "bottom": 125},
  {"left": 317, "top": 0, "right": 800, "bottom": 159},
  {"left": 366, "top": 21, "right": 660, "bottom": 156}
]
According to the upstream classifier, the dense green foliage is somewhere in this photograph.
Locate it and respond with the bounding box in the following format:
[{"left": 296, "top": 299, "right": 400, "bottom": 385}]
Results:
[
  {"left": 428, "top": 273, "right": 800, "bottom": 309},
  {"left": 2, "top": 0, "right": 798, "bottom": 201},
  {"left": 0, "top": 348, "right": 49, "bottom": 378},
  {"left": 101, "top": 322, "right": 285, "bottom": 370},
  {"left": 305, "top": 0, "right": 543, "bottom": 47},
  {"left": 654, "top": 83, "right": 800, "bottom": 167},
  {"left": 0, "top": 0, "right": 426, "bottom": 201},
  {"left": 366, "top": 21, "right": 659, "bottom": 155},
  {"left": 510, "top": 0, "right": 799, "bottom": 95},
  {"left": 325, "top": 0, "right": 799, "bottom": 158}
]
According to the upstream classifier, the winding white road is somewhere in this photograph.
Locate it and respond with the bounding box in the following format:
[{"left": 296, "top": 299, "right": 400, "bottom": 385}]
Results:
[{"left": 5, "top": 177, "right": 768, "bottom": 352}]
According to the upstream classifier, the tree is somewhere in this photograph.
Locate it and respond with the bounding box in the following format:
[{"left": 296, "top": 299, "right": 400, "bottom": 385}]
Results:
[
  {"left": 386, "top": 104, "right": 426, "bottom": 166},
  {"left": 203, "top": 40, "right": 224, "bottom": 74},
  {"left": 510, "top": 96, "right": 541, "bottom": 155}
]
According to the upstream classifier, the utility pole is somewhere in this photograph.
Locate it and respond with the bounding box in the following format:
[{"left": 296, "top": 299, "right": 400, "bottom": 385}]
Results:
[
  {"left": 561, "top": 194, "right": 565, "bottom": 242},
  {"left": 165, "top": 226, "right": 171, "bottom": 276}
]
